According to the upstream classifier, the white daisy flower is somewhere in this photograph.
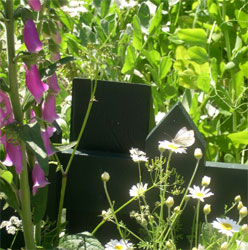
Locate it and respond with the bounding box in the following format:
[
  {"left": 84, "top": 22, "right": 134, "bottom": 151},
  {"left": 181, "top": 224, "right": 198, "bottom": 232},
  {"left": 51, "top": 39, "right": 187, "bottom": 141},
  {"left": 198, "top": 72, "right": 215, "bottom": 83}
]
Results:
[
  {"left": 212, "top": 217, "right": 240, "bottom": 237},
  {"left": 129, "top": 183, "right": 148, "bottom": 197},
  {"left": 105, "top": 239, "right": 134, "bottom": 250},
  {"left": 187, "top": 185, "right": 214, "bottom": 202},
  {"left": 158, "top": 140, "right": 187, "bottom": 154},
  {"left": 129, "top": 148, "right": 148, "bottom": 163}
]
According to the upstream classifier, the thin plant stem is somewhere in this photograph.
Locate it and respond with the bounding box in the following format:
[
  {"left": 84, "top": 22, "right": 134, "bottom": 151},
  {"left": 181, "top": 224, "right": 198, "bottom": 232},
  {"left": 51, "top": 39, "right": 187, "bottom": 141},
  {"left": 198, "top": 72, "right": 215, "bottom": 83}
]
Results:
[
  {"left": 5, "top": 1, "right": 36, "bottom": 249},
  {"left": 195, "top": 199, "right": 201, "bottom": 248},
  {"left": 35, "top": 221, "right": 42, "bottom": 246},
  {"left": 9, "top": 230, "right": 19, "bottom": 249}
]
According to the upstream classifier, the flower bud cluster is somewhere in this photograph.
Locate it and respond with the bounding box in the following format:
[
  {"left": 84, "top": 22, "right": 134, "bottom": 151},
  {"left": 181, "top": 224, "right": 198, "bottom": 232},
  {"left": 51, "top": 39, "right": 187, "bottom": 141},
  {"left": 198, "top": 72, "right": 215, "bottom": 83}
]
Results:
[{"left": 0, "top": 216, "right": 22, "bottom": 235}]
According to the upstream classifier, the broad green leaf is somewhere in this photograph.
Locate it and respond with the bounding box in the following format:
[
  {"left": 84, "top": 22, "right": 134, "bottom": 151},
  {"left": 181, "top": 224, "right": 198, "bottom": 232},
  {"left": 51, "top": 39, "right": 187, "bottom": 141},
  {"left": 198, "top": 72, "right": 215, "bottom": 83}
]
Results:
[
  {"left": 101, "top": 0, "right": 111, "bottom": 18},
  {"left": 188, "top": 46, "right": 208, "bottom": 64},
  {"left": 132, "top": 15, "right": 143, "bottom": 50},
  {"left": 0, "top": 178, "right": 19, "bottom": 211},
  {"left": 32, "top": 186, "right": 48, "bottom": 225},
  {"left": 179, "top": 69, "right": 198, "bottom": 89},
  {"left": 233, "top": 71, "right": 244, "bottom": 100},
  {"left": 121, "top": 45, "right": 136, "bottom": 74},
  {"left": 228, "top": 130, "right": 248, "bottom": 146},
  {"left": 18, "top": 122, "right": 49, "bottom": 175},
  {"left": 138, "top": 2, "right": 150, "bottom": 28},
  {"left": 142, "top": 50, "right": 161, "bottom": 68},
  {"left": 146, "top": 64, "right": 159, "bottom": 85},
  {"left": 177, "top": 29, "right": 207, "bottom": 46},
  {"left": 197, "top": 73, "right": 211, "bottom": 93},
  {"left": 209, "top": 3, "right": 220, "bottom": 20},
  {"left": 239, "top": 61, "right": 248, "bottom": 78},
  {"left": 0, "top": 170, "right": 13, "bottom": 184},
  {"left": 149, "top": 3, "right": 163, "bottom": 36},
  {"left": 235, "top": 10, "right": 248, "bottom": 29},
  {"left": 159, "top": 56, "right": 172, "bottom": 79},
  {"left": 58, "top": 232, "right": 104, "bottom": 250},
  {"left": 52, "top": 141, "right": 77, "bottom": 153}
]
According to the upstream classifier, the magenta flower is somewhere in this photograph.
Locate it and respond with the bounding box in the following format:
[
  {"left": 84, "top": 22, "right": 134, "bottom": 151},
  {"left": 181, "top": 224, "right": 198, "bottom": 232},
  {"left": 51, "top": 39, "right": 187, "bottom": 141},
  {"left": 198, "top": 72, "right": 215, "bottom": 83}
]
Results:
[
  {"left": 47, "top": 73, "right": 60, "bottom": 94},
  {"left": 50, "top": 52, "right": 60, "bottom": 62},
  {"left": 27, "top": 0, "right": 41, "bottom": 11},
  {"left": 2, "top": 141, "right": 23, "bottom": 175},
  {"left": 41, "top": 129, "right": 54, "bottom": 156},
  {"left": 41, "top": 94, "right": 59, "bottom": 123},
  {"left": 25, "top": 64, "right": 48, "bottom": 104},
  {"left": 23, "top": 19, "right": 42, "bottom": 53},
  {"left": 46, "top": 126, "right": 55, "bottom": 137},
  {"left": 32, "top": 164, "right": 49, "bottom": 195},
  {"left": 51, "top": 30, "right": 62, "bottom": 44},
  {"left": 0, "top": 90, "right": 14, "bottom": 127}
]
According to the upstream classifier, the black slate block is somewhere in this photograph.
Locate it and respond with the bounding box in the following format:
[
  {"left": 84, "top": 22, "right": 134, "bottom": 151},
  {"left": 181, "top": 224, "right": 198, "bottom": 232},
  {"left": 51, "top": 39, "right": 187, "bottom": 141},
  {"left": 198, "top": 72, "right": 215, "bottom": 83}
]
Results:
[{"left": 70, "top": 78, "right": 152, "bottom": 154}]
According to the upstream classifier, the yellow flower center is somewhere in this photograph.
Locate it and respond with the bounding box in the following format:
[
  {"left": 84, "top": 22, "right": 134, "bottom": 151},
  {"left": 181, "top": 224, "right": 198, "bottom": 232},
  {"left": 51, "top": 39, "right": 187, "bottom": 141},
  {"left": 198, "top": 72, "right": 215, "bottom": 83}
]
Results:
[
  {"left": 221, "top": 223, "right": 232, "bottom": 231},
  {"left": 114, "top": 246, "right": 124, "bottom": 250},
  {"left": 169, "top": 143, "right": 178, "bottom": 150},
  {"left": 196, "top": 192, "right": 204, "bottom": 198}
]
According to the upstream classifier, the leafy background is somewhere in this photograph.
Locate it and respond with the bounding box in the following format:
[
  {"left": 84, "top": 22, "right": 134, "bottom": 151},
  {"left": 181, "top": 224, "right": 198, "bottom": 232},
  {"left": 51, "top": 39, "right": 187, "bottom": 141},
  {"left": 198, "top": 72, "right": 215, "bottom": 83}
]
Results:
[{"left": 1, "top": 0, "right": 248, "bottom": 164}]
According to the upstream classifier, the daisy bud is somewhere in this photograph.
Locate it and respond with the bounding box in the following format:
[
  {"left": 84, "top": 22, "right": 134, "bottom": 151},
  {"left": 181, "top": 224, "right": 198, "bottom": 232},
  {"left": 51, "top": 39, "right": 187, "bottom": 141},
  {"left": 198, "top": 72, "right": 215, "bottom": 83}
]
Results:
[
  {"left": 32, "top": 164, "right": 49, "bottom": 195},
  {"left": 27, "top": 0, "right": 41, "bottom": 11},
  {"left": 101, "top": 172, "right": 110, "bottom": 182},
  {"left": 234, "top": 195, "right": 241, "bottom": 203},
  {"left": 241, "top": 224, "right": 248, "bottom": 233},
  {"left": 166, "top": 241, "right": 173, "bottom": 248},
  {"left": 165, "top": 196, "right": 174, "bottom": 208},
  {"left": 174, "top": 206, "right": 180, "bottom": 213},
  {"left": 203, "top": 204, "right": 211, "bottom": 215},
  {"left": 23, "top": 19, "right": 42, "bottom": 53},
  {"left": 239, "top": 206, "right": 247, "bottom": 218},
  {"left": 238, "top": 201, "right": 244, "bottom": 211},
  {"left": 194, "top": 148, "right": 203, "bottom": 160},
  {"left": 201, "top": 176, "right": 211, "bottom": 187},
  {"left": 220, "top": 242, "right": 228, "bottom": 250}
]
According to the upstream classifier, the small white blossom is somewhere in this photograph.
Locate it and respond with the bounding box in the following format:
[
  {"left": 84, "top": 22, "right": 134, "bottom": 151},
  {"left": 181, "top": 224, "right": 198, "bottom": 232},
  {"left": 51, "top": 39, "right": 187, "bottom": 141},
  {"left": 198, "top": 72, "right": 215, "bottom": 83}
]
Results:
[
  {"left": 212, "top": 217, "right": 240, "bottom": 237},
  {"left": 6, "top": 225, "right": 17, "bottom": 235},
  {"left": 129, "top": 183, "right": 148, "bottom": 197},
  {"left": 105, "top": 239, "right": 134, "bottom": 250},
  {"left": 129, "top": 148, "right": 148, "bottom": 163},
  {"left": 158, "top": 140, "right": 187, "bottom": 154},
  {"left": 187, "top": 185, "right": 214, "bottom": 202}
]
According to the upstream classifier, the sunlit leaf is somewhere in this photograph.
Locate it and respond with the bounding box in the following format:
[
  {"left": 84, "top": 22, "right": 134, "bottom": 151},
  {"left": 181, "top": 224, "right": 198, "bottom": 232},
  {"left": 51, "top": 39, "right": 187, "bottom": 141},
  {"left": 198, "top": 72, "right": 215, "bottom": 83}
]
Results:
[
  {"left": 235, "top": 10, "right": 248, "bottom": 29},
  {"left": 121, "top": 45, "right": 136, "bottom": 73},
  {"left": 197, "top": 73, "right": 211, "bottom": 93},
  {"left": 159, "top": 56, "right": 172, "bottom": 79},
  {"left": 177, "top": 29, "right": 207, "bottom": 46},
  {"left": 188, "top": 46, "right": 208, "bottom": 64},
  {"left": 228, "top": 130, "right": 248, "bottom": 146},
  {"left": 149, "top": 3, "right": 163, "bottom": 36},
  {"left": 132, "top": 15, "right": 143, "bottom": 50}
]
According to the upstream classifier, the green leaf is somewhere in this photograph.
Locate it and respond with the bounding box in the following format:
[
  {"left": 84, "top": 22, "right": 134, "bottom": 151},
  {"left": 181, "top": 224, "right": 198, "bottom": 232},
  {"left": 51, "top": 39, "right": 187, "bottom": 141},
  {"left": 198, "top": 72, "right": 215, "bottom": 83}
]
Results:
[
  {"left": 121, "top": 45, "right": 136, "bottom": 74},
  {"left": 138, "top": 2, "right": 150, "bottom": 28},
  {"left": 57, "top": 9, "right": 74, "bottom": 30},
  {"left": 188, "top": 46, "right": 208, "bottom": 64},
  {"left": 233, "top": 71, "right": 244, "bottom": 100},
  {"left": 0, "top": 170, "right": 13, "bottom": 184},
  {"left": 159, "top": 56, "right": 172, "bottom": 79},
  {"left": 149, "top": 3, "right": 163, "bottom": 36},
  {"left": 101, "top": 0, "right": 111, "bottom": 18},
  {"left": 58, "top": 232, "right": 104, "bottom": 250},
  {"left": 0, "top": 178, "right": 19, "bottom": 211},
  {"left": 132, "top": 15, "right": 143, "bottom": 50},
  {"left": 142, "top": 49, "right": 161, "bottom": 68},
  {"left": 197, "top": 73, "right": 211, "bottom": 93},
  {"left": 32, "top": 186, "right": 48, "bottom": 225},
  {"left": 177, "top": 28, "right": 207, "bottom": 46},
  {"left": 52, "top": 141, "right": 77, "bottom": 153},
  {"left": 228, "top": 130, "right": 248, "bottom": 146},
  {"left": 235, "top": 10, "right": 248, "bottom": 29},
  {"left": 239, "top": 61, "right": 248, "bottom": 78},
  {"left": 18, "top": 122, "right": 49, "bottom": 175}
]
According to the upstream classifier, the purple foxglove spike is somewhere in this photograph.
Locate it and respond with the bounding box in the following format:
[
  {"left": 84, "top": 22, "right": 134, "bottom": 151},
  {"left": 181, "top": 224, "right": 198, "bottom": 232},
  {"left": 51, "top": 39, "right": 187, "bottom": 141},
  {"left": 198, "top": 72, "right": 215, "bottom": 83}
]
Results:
[
  {"left": 0, "top": 90, "right": 14, "bottom": 127},
  {"left": 47, "top": 73, "right": 60, "bottom": 94},
  {"left": 41, "top": 94, "right": 59, "bottom": 123},
  {"left": 30, "top": 109, "right": 36, "bottom": 123},
  {"left": 51, "top": 30, "right": 62, "bottom": 44},
  {"left": 41, "top": 129, "right": 54, "bottom": 156},
  {"left": 27, "top": 0, "right": 41, "bottom": 11},
  {"left": 23, "top": 19, "right": 42, "bottom": 53},
  {"left": 3, "top": 142, "right": 23, "bottom": 174},
  {"left": 25, "top": 64, "right": 48, "bottom": 104},
  {"left": 32, "top": 164, "right": 50, "bottom": 195},
  {"left": 50, "top": 52, "right": 60, "bottom": 62},
  {"left": 47, "top": 126, "right": 56, "bottom": 138}
]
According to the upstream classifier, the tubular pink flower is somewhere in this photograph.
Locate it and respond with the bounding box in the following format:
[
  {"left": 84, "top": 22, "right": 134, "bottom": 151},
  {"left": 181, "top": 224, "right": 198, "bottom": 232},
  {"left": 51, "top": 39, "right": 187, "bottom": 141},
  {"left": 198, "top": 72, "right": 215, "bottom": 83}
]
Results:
[
  {"left": 51, "top": 30, "right": 62, "bottom": 44},
  {"left": 23, "top": 19, "right": 42, "bottom": 53},
  {"left": 0, "top": 90, "right": 14, "bottom": 127},
  {"left": 32, "top": 164, "right": 50, "bottom": 195},
  {"left": 41, "top": 129, "right": 54, "bottom": 156},
  {"left": 2, "top": 142, "right": 23, "bottom": 175},
  {"left": 46, "top": 126, "right": 55, "bottom": 137},
  {"left": 41, "top": 94, "right": 59, "bottom": 123},
  {"left": 46, "top": 73, "right": 60, "bottom": 94},
  {"left": 25, "top": 64, "right": 48, "bottom": 104},
  {"left": 27, "top": 0, "right": 41, "bottom": 11}
]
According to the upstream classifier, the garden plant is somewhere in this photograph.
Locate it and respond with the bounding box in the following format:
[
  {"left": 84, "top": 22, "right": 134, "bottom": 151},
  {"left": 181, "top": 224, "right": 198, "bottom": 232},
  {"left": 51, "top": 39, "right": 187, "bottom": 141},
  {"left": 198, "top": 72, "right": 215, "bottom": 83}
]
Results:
[{"left": 0, "top": 0, "right": 248, "bottom": 249}]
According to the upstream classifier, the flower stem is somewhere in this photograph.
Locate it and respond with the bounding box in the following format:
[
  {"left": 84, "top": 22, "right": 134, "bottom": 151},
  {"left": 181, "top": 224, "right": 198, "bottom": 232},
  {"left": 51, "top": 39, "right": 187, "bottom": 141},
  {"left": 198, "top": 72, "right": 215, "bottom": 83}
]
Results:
[
  {"left": 5, "top": 1, "right": 36, "bottom": 249},
  {"left": 195, "top": 199, "right": 200, "bottom": 248}
]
